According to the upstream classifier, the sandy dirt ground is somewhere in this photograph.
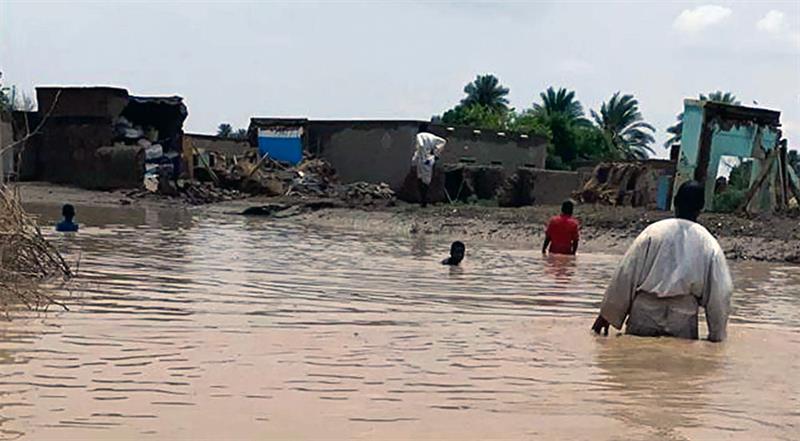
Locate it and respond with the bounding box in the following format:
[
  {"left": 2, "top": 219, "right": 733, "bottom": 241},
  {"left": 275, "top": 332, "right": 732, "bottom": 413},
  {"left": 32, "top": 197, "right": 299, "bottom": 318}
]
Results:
[{"left": 16, "top": 181, "right": 800, "bottom": 263}]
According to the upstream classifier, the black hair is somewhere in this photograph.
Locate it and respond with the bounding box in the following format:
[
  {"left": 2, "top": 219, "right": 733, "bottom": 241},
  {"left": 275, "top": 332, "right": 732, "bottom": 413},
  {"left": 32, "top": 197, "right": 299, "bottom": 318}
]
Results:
[
  {"left": 419, "top": 123, "right": 430, "bottom": 133},
  {"left": 674, "top": 180, "right": 705, "bottom": 219},
  {"left": 451, "top": 241, "right": 465, "bottom": 252},
  {"left": 62, "top": 204, "right": 75, "bottom": 219},
  {"left": 561, "top": 199, "right": 574, "bottom": 216}
]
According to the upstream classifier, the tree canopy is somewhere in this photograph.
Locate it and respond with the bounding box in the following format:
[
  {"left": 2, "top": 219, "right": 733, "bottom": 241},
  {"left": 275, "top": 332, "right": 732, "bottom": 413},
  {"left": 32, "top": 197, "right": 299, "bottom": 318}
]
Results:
[
  {"left": 460, "top": 74, "right": 510, "bottom": 111},
  {"left": 435, "top": 78, "right": 656, "bottom": 169},
  {"left": 591, "top": 92, "right": 656, "bottom": 160}
]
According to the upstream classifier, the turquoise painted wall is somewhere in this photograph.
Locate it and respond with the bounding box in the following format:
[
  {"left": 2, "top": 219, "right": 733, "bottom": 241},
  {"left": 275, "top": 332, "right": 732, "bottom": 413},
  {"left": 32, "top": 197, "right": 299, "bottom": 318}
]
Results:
[{"left": 675, "top": 100, "right": 781, "bottom": 211}]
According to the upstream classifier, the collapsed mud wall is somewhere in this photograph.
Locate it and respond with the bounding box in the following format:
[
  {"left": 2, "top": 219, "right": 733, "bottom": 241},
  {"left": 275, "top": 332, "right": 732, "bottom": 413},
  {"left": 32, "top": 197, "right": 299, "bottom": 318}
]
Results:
[
  {"left": 34, "top": 87, "right": 186, "bottom": 190},
  {"left": 576, "top": 161, "right": 675, "bottom": 208}
]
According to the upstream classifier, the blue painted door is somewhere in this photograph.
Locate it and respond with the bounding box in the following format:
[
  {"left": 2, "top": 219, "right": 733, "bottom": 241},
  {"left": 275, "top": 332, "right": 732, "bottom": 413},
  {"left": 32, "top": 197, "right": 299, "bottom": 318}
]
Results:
[{"left": 257, "top": 129, "right": 303, "bottom": 165}]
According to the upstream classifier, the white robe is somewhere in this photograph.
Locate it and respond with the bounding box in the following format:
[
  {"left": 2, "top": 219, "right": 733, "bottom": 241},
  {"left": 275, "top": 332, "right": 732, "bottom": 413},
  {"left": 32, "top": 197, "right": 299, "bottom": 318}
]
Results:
[
  {"left": 411, "top": 132, "right": 446, "bottom": 185},
  {"left": 600, "top": 218, "right": 733, "bottom": 342}
]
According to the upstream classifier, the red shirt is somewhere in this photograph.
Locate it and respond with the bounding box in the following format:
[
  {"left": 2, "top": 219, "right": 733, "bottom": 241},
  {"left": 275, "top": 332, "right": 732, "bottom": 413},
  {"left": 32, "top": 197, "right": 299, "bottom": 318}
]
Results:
[{"left": 546, "top": 214, "right": 580, "bottom": 254}]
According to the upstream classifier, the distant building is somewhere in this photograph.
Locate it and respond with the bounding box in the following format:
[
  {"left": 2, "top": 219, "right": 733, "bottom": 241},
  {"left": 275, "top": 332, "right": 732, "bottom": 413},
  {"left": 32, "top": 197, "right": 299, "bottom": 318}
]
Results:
[{"left": 247, "top": 118, "right": 548, "bottom": 192}]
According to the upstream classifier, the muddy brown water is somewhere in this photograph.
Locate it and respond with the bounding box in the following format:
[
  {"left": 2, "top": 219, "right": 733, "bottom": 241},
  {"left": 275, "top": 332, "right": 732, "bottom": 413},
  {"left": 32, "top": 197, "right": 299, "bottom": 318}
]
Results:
[{"left": 1, "top": 204, "right": 798, "bottom": 440}]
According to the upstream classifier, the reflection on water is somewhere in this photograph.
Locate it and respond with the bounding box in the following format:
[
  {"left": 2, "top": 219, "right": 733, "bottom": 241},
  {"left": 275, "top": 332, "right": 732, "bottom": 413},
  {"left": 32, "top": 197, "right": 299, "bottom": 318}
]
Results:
[{"left": 0, "top": 204, "right": 798, "bottom": 440}]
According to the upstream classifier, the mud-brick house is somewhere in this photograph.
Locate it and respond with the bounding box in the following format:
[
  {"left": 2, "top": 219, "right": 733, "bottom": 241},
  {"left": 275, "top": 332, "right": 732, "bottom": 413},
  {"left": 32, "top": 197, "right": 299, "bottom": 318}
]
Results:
[
  {"left": 247, "top": 118, "right": 549, "bottom": 200},
  {"left": 28, "top": 87, "right": 187, "bottom": 189}
]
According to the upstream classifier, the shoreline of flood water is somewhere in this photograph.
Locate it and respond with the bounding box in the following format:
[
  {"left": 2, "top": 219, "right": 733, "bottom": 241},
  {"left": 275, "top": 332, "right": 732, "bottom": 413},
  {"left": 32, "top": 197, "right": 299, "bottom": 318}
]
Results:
[{"left": 18, "top": 181, "right": 800, "bottom": 263}]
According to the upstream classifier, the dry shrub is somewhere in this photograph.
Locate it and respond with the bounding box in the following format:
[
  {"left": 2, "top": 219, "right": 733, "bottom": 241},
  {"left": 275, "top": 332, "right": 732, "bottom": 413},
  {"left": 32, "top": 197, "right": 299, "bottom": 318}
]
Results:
[{"left": 0, "top": 184, "right": 72, "bottom": 313}]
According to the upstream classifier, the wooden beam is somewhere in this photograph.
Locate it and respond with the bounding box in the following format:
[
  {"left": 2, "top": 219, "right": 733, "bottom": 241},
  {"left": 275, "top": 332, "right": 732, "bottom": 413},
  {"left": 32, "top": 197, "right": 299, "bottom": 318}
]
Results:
[{"left": 739, "top": 148, "right": 778, "bottom": 213}]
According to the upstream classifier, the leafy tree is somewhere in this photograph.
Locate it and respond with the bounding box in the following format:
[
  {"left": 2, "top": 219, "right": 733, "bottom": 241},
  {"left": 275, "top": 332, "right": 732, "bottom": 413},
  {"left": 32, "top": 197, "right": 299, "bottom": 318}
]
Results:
[
  {"left": 526, "top": 87, "right": 597, "bottom": 167},
  {"left": 532, "top": 87, "right": 589, "bottom": 125},
  {"left": 439, "top": 103, "right": 510, "bottom": 131},
  {"left": 728, "top": 160, "right": 752, "bottom": 190},
  {"left": 506, "top": 111, "right": 550, "bottom": 139},
  {"left": 591, "top": 92, "right": 656, "bottom": 160},
  {"left": 574, "top": 125, "right": 615, "bottom": 161},
  {"left": 665, "top": 91, "right": 740, "bottom": 148},
  {"left": 460, "top": 74, "right": 510, "bottom": 111},
  {"left": 217, "top": 123, "right": 233, "bottom": 138}
]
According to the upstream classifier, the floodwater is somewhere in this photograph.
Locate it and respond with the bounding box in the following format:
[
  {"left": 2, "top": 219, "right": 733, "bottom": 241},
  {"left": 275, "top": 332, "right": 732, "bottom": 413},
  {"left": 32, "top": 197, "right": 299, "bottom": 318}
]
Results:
[{"left": 1, "top": 204, "right": 799, "bottom": 440}]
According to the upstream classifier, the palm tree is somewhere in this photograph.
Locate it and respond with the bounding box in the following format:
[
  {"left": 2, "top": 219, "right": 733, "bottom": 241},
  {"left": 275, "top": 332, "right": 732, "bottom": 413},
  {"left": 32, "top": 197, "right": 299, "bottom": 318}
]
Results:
[
  {"left": 532, "top": 87, "right": 589, "bottom": 125},
  {"left": 591, "top": 92, "right": 656, "bottom": 160},
  {"left": 664, "top": 91, "right": 740, "bottom": 148},
  {"left": 461, "top": 74, "right": 510, "bottom": 111}
]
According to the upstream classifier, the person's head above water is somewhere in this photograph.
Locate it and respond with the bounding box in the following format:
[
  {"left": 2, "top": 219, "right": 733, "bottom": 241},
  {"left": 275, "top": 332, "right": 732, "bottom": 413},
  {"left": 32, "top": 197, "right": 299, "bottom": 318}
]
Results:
[
  {"left": 444, "top": 241, "right": 466, "bottom": 265},
  {"left": 561, "top": 199, "right": 574, "bottom": 216},
  {"left": 674, "top": 180, "right": 705, "bottom": 221},
  {"left": 62, "top": 204, "right": 75, "bottom": 220}
]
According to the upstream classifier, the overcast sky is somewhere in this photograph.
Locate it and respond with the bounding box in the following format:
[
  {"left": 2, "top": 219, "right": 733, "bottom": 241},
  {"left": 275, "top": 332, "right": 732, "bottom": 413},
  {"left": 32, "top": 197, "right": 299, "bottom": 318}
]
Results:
[{"left": 2, "top": 1, "right": 798, "bottom": 155}]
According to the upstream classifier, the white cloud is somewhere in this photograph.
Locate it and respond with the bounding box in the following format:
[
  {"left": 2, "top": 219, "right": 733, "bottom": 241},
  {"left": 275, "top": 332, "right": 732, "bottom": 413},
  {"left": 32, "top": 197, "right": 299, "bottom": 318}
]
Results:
[
  {"left": 673, "top": 5, "right": 732, "bottom": 33},
  {"left": 757, "top": 10, "right": 787, "bottom": 34},
  {"left": 756, "top": 10, "right": 800, "bottom": 49}
]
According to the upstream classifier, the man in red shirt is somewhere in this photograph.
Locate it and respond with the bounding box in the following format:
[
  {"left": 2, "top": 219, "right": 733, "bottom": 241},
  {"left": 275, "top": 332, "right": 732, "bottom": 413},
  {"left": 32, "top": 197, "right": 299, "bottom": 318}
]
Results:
[{"left": 542, "top": 200, "right": 580, "bottom": 255}]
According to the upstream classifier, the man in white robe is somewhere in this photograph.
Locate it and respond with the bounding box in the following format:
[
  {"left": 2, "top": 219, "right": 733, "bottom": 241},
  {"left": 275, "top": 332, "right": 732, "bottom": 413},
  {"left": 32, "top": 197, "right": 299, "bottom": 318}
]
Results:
[
  {"left": 411, "top": 128, "right": 446, "bottom": 207},
  {"left": 592, "top": 181, "right": 733, "bottom": 342}
]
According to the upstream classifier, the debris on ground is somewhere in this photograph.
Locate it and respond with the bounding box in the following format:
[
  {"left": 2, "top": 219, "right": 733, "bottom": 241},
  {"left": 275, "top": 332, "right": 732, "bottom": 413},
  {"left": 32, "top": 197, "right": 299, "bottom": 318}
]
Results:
[
  {"left": 0, "top": 184, "right": 72, "bottom": 313},
  {"left": 241, "top": 200, "right": 337, "bottom": 218},
  {"left": 193, "top": 152, "right": 340, "bottom": 199},
  {"left": 191, "top": 152, "right": 395, "bottom": 208},
  {"left": 575, "top": 161, "right": 672, "bottom": 208},
  {"left": 126, "top": 181, "right": 247, "bottom": 206},
  {"left": 340, "top": 182, "right": 396, "bottom": 207}
]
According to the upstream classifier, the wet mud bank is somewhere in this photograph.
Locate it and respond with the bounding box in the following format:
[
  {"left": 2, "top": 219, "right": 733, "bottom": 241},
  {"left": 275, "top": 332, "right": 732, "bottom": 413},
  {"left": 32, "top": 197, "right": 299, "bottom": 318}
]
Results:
[
  {"left": 289, "top": 204, "right": 800, "bottom": 263},
  {"left": 18, "top": 182, "right": 800, "bottom": 263}
]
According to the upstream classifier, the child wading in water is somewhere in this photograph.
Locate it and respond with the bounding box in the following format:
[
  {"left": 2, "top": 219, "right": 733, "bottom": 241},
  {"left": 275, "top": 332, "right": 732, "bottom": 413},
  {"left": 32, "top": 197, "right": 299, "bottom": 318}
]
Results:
[
  {"left": 442, "top": 241, "right": 465, "bottom": 266},
  {"left": 56, "top": 204, "right": 79, "bottom": 233}
]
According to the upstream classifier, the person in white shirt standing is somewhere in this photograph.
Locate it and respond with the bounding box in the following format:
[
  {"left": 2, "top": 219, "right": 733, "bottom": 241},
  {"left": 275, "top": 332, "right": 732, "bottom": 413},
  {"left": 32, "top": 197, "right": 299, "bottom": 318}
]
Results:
[
  {"left": 411, "top": 126, "right": 447, "bottom": 208},
  {"left": 592, "top": 180, "right": 733, "bottom": 342}
]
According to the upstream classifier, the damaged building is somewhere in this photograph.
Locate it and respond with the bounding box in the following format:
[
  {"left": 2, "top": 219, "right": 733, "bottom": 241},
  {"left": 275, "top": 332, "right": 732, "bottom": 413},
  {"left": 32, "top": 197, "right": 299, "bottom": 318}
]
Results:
[
  {"left": 21, "top": 87, "right": 187, "bottom": 190},
  {"left": 675, "top": 99, "right": 799, "bottom": 214},
  {"left": 247, "top": 118, "right": 550, "bottom": 203}
]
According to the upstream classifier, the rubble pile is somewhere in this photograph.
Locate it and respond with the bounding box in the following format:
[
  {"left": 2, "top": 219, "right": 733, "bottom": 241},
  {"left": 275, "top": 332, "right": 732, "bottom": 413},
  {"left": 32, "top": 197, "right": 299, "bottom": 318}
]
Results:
[
  {"left": 193, "top": 153, "right": 341, "bottom": 199},
  {"left": 341, "top": 182, "right": 396, "bottom": 207},
  {"left": 127, "top": 181, "right": 246, "bottom": 206},
  {"left": 180, "top": 182, "right": 246, "bottom": 205},
  {"left": 286, "top": 158, "right": 339, "bottom": 198},
  {"left": 184, "top": 152, "right": 398, "bottom": 208},
  {"left": 576, "top": 162, "right": 653, "bottom": 206}
]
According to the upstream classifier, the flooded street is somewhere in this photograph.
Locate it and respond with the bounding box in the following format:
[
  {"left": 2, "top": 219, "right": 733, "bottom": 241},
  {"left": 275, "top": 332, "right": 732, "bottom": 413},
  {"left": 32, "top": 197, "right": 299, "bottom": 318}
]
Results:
[{"left": 1, "top": 204, "right": 799, "bottom": 440}]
